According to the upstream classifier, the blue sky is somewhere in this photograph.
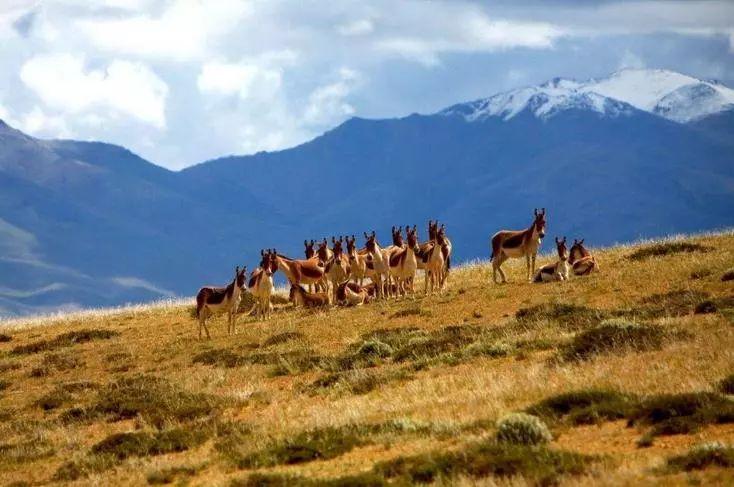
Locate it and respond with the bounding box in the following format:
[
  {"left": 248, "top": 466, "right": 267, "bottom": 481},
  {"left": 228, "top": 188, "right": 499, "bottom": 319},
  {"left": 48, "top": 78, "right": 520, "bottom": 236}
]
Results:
[{"left": 0, "top": 0, "right": 732, "bottom": 169}]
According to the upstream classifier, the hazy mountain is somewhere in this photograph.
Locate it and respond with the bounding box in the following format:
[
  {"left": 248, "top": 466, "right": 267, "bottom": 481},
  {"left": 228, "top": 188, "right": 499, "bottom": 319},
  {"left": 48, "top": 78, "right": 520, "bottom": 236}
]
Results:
[{"left": 1, "top": 69, "right": 733, "bottom": 316}]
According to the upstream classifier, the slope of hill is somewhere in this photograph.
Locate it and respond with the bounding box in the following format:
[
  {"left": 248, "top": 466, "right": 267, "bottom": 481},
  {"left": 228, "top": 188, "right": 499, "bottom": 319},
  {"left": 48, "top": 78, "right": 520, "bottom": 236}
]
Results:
[
  {"left": 1, "top": 68, "right": 734, "bottom": 316},
  {"left": 1, "top": 232, "right": 733, "bottom": 485}
]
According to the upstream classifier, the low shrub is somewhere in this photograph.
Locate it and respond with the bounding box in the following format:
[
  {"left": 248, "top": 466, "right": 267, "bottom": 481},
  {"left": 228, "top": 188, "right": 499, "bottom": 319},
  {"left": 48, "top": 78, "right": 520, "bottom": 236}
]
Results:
[
  {"left": 526, "top": 389, "right": 638, "bottom": 425},
  {"left": 718, "top": 374, "right": 734, "bottom": 395},
  {"left": 0, "top": 333, "right": 11, "bottom": 342},
  {"left": 516, "top": 303, "right": 607, "bottom": 330},
  {"left": 310, "top": 368, "right": 413, "bottom": 395},
  {"left": 11, "top": 329, "right": 119, "bottom": 355},
  {"left": 496, "top": 413, "right": 552, "bottom": 446},
  {"left": 627, "top": 242, "right": 711, "bottom": 261},
  {"left": 666, "top": 442, "right": 734, "bottom": 471},
  {"left": 0, "top": 439, "right": 55, "bottom": 464},
  {"left": 192, "top": 348, "right": 247, "bottom": 368},
  {"left": 694, "top": 300, "right": 718, "bottom": 314},
  {"left": 629, "top": 392, "right": 734, "bottom": 439},
  {"left": 91, "top": 428, "right": 209, "bottom": 460},
  {"left": 147, "top": 465, "right": 199, "bottom": 485},
  {"left": 0, "top": 380, "right": 9, "bottom": 392},
  {"left": 634, "top": 290, "right": 711, "bottom": 319},
  {"left": 560, "top": 320, "right": 667, "bottom": 361},
  {"left": 261, "top": 331, "right": 305, "bottom": 347},
  {"left": 721, "top": 268, "right": 734, "bottom": 282}
]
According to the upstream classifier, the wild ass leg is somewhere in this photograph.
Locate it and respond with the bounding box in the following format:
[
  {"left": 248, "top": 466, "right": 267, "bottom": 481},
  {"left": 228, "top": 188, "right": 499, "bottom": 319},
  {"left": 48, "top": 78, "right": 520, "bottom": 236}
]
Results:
[
  {"left": 531, "top": 252, "right": 537, "bottom": 281},
  {"left": 526, "top": 254, "right": 532, "bottom": 282}
]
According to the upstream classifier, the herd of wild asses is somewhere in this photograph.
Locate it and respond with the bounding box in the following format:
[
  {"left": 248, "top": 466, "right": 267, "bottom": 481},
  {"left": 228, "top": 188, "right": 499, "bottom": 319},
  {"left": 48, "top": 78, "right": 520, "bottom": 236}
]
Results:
[{"left": 195, "top": 209, "right": 598, "bottom": 339}]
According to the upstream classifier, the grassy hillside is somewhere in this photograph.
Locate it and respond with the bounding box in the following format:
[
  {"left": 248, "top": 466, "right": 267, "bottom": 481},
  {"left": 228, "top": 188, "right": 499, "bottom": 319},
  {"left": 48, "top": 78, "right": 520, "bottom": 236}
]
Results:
[{"left": 1, "top": 232, "right": 733, "bottom": 486}]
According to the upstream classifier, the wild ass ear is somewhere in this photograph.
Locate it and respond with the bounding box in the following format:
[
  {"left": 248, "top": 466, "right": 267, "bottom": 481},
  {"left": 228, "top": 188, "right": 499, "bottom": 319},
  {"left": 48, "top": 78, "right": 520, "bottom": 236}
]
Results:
[
  {"left": 304, "top": 240, "right": 307, "bottom": 247},
  {"left": 534, "top": 208, "right": 538, "bottom": 217},
  {"left": 579, "top": 239, "right": 585, "bottom": 245},
  {"left": 555, "top": 237, "right": 560, "bottom": 244},
  {"left": 364, "top": 232, "right": 369, "bottom": 239},
  {"left": 371, "top": 230, "right": 376, "bottom": 237},
  {"left": 331, "top": 236, "right": 336, "bottom": 245},
  {"left": 541, "top": 208, "right": 546, "bottom": 215},
  {"left": 562, "top": 236, "right": 567, "bottom": 244},
  {"left": 261, "top": 249, "right": 265, "bottom": 256}
]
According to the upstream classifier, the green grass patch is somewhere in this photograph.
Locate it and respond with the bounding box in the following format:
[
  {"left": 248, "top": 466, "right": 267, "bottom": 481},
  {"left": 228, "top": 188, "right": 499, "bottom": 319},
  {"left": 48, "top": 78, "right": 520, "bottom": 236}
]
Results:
[
  {"left": 231, "top": 472, "right": 387, "bottom": 487},
  {"left": 627, "top": 242, "right": 712, "bottom": 261},
  {"left": 634, "top": 290, "right": 711, "bottom": 319},
  {"left": 147, "top": 465, "right": 200, "bottom": 485},
  {"left": 0, "top": 439, "right": 55, "bottom": 464},
  {"left": 722, "top": 268, "right": 734, "bottom": 282},
  {"left": 11, "top": 329, "right": 119, "bottom": 355},
  {"left": 516, "top": 303, "right": 608, "bottom": 330},
  {"left": 666, "top": 442, "right": 734, "bottom": 472},
  {"left": 261, "top": 331, "right": 305, "bottom": 347},
  {"left": 526, "top": 389, "right": 638, "bottom": 425},
  {"left": 92, "top": 428, "right": 210, "bottom": 460},
  {"left": 375, "top": 440, "right": 594, "bottom": 484},
  {"left": 718, "top": 374, "right": 734, "bottom": 395},
  {"left": 309, "top": 368, "right": 413, "bottom": 395},
  {"left": 559, "top": 319, "right": 671, "bottom": 361}
]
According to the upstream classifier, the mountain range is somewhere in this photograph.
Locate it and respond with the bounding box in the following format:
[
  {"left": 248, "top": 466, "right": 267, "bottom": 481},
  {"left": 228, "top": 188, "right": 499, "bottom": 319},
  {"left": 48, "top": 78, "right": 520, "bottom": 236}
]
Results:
[{"left": 1, "top": 68, "right": 733, "bottom": 316}]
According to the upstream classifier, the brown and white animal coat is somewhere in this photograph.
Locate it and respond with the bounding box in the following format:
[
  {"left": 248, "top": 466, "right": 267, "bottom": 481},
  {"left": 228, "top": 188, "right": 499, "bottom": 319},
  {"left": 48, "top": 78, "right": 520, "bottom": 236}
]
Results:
[
  {"left": 195, "top": 265, "right": 247, "bottom": 339},
  {"left": 248, "top": 250, "right": 276, "bottom": 320},
  {"left": 568, "top": 239, "right": 598, "bottom": 275},
  {"left": 490, "top": 208, "right": 547, "bottom": 283},
  {"left": 533, "top": 237, "right": 569, "bottom": 282}
]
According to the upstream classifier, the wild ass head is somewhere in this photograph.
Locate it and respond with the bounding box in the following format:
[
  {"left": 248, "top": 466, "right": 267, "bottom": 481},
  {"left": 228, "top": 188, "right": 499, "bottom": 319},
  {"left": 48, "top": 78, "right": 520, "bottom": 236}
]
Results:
[
  {"left": 569, "top": 239, "right": 590, "bottom": 264},
  {"left": 260, "top": 249, "right": 277, "bottom": 276},
  {"left": 391, "top": 226, "right": 404, "bottom": 247},
  {"left": 533, "top": 208, "right": 547, "bottom": 239},
  {"left": 304, "top": 240, "right": 316, "bottom": 259},
  {"left": 406, "top": 225, "right": 419, "bottom": 253},
  {"left": 428, "top": 220, "right": 439, "bottom": 241},
  {"left": 363, "top": 231, "right": 378, "bottom": 253},
  {"left": 554, "top": 237, "right": 568, "bottom": 262},
  {"left": 235, "top": 265, "right": 247, "bottom": 289}
]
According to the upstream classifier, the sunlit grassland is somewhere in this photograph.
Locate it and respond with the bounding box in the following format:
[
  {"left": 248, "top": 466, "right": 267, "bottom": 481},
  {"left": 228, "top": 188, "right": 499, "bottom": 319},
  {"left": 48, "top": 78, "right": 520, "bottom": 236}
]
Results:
[{"left": 1, "top": 231, "right": 733, "bottom": 486}]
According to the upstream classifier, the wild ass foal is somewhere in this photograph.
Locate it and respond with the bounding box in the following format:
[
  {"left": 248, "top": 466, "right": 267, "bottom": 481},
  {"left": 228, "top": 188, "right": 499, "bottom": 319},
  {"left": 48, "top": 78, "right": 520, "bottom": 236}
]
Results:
[
  {"left": 196, "top": 265, "right": 247, "bottom": 339},
  {"left": 490, "top": 208, "right": 547, "bottom": 283},
  {"left": 248, "top": 249, "right": 276, "bottom": 320},
  {"left": 289, "top": 284, "right": 330, "bottom": 308},
  {"left": 533, "top": 237, "right": 569, "bottom": 282},
  {"left": 568, "top": 239, "right": 598, "bottom": 275}
]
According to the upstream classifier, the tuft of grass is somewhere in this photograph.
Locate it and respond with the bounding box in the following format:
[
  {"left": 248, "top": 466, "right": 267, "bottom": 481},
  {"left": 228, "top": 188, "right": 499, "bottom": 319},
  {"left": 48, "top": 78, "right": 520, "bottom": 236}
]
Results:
[
  {"left": 236, "top": 426, "right": 365, "bottom": 468},
  {"left": 375, "top": 440, "right": 594, "bottom": 485},
  {"left": 666, "top": 442, "right": 734, "bottom": 472},
  {"left": 635, "top": 289, "right": 711, "bottom": 318},
  {"left": 310, "top": 368, "right": 413, "bottom": 395},
  {"left": 515, "top": 303, "right": 607, "bottom": 330},
  {"left": 0, "top": 438, "right": 55, "bottom": 464},
  {"left": 560, "top": 319, "right": 669, "bottom": 361},
  {"left": 721, "top": 268, "right": 734, "bottom": 282},
  {"left": 0, "top": 333, "right": 12, "bottom": 342},
  {"left": 231, "top": 472, "right": 387, "bottom": 487},
  {"left": 147, "top": 465, "right": 200, "bottom": 485},
  {"left": 0, "top": 379, "right": 9, "bottom": 391},
  {"left": 91, "top": 428, "right": 210, "bottom": 460},
  {"left": 261, "top": 331, "right": 305, "bottom": 347},
  {"left": 390, "top": 306, "right": 431, "bottom": 318},
  {"left": 392, "top": 325, "right": 480, "bottom": 363},
  {"left": 527, "top": 389, "right": 638, "bottom": 425},
  {"left": 690, "top": 269, "right": 712, "bottom": 280},
  {"left": 495, "top": 413, "right": 552, "bottom": 446},
  {"left": 718, "top": 374, "right": 734, "bottom": 395},
  {"left": 193, "top": 348, "right": 247, "bottom": 368},
  {"left": 627, "top": 241, "right": 712, "bottom": 261},
  {"left": 89, "top": 375, "right": 221, "bottom": 427},
  {"left": 11, "top": 329, "right": 119, "bottom": 355},
  {"left": 53, "top": 455, "right": 117, "bottom": 481},
  {"left": 629, "top": 392, "right": 734, "bottom": 439},
  {"left": 0, "top": 361, "right": 20, "bottom": 373}
]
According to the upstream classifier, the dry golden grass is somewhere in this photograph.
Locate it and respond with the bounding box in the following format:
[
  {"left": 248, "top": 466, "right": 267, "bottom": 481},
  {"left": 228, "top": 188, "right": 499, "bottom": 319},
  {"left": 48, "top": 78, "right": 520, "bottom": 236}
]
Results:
[{"left": 1, "top": 231, "right": 733, "bottom": 486}]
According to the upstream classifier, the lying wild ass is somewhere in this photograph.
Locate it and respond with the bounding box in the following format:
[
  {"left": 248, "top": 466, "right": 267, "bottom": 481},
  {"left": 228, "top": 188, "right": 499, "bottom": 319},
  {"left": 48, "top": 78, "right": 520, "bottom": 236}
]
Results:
[
  {"left": 195, "top": 265, "right": 247, "bottom": 339},
  {"left": 248, "top": 250, "right": 276, "bottom": 320},
  {"left": 388, "top": 226, "right": 420, "bottom": 297},
  {"left": 289, "top": 284, "right": 330, "bottom": 308},
  {"left": 490, "top": 208, "right": 547, "bottom": 283},
  {"left": 533, "top": 237, "right": 569, "bottom": 282},
  {"left": 569, "top": 239, "right": 598, "bottom": 275},
  {"left": 335, "top": 281, "right": 371, "bottom": 306}
]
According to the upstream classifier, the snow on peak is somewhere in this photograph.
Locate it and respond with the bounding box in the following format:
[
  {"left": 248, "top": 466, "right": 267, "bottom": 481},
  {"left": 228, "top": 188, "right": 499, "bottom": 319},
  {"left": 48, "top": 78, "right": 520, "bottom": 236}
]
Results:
[{"left": 441, "top": 68, "right": 734, "bottom": 123}]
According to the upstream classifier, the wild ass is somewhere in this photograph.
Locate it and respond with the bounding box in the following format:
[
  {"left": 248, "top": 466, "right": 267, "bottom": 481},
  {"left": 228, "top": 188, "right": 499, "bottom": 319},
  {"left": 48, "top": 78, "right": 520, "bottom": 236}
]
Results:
[
  {"left": 533, "top": 237, "right": 570, "bottom": 282},
  {"left": 289, "top": 284, "right": 330, "bottom": 308},
  {"left": 335, "top": 281, "right": 371, "bottom": 306},
  {"left": 274, "top": 253, "right": 327, "bottom": 292},
  {"left": 436, "top": 223, "right": 453, "bottom": 289},
  {"left": 248, "top": 249, "right": 276, "bottom": 320},
  {"left": 385, "top": 226, "right": 405, "bottom": 254},
  {"left": 416, "top": 220, "right": 439, "bottom": 272},
  {"left": 304, "top": 240, "right": 316, "bottom": 259},
  {"left": 568, "top": 239, "right": 598, "bottom": 275},
  {"left": 364, "top": 231, "right": 391, "bottom": 299},
  {"left": 345, "top": 235, "right": 369, "bottom": 286},
  {"left": 195, "top": 265, "right": 247, "bottom": 339},
  {"left": 325, "top": 237, "right": 351, "bottom": 301},
  {"left": 388, "top": 225, "right": 420, "bottom": 297},
  {"left": 490, "top": 208, "right": 547, "bottom": 283}
]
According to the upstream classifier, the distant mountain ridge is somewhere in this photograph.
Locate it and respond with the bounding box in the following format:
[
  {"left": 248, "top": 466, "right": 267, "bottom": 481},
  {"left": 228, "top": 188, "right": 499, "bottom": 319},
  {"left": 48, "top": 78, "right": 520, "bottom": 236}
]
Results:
[{"left": 1, "top": 68, "right": 733, "bottom": 316}]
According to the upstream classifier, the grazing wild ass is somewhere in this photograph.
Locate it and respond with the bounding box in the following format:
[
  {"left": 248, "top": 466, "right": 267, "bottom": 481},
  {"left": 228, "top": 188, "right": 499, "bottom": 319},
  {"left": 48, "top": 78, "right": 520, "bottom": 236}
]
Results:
[
  {"left": 195, "top": 265, "right": 247, "bottom": 339},
  {"left": 388, "top": 225, "right": 420, "bottom": 297},
  {"left": 274, "top": 253, "right": 327, "bottom": 292},
  {"left": 569, "top": 239, "right": 598, "bottom": 275},
  {"left": 533, "top": 237, "right": 570, "bottom": 282},
  {"left": 490, "top": 208, "right": 547, "bottom": 283},
  {"left": 289, "top": 284, "right": 331, "bottom": 308},
  {"left": 248, "top": 249, "right": 277, "bottom": 320}
]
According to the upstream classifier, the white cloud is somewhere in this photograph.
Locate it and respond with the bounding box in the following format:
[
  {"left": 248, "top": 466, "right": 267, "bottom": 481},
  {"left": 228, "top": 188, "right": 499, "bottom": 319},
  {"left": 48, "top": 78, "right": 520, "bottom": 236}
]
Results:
[
  {"left": 338, "top": 19, "right": 374, "bottom": 36},
  {"left": 618, "top": 50, "right": 646, "bottom": 70},
  {"left": 20, "top": 53, "right": 168, "bottom": 128},
  {"left": 197, "top": 61, "right": 282, "bottom": 100},
  {"left": 16, "top": 106, "right": 72, "bottom": 138},
  {"left": 75, "top": 0, "right": 252, "bottom": 61},
  {"left": 303, "top": 68, "right": 359, "bottom": 125}
]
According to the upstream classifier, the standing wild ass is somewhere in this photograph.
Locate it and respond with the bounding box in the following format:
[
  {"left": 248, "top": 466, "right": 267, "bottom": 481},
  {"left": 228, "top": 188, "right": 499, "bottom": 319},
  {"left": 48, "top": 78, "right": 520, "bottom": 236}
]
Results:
[
  {"left": 248, "top": 249, "right": 276, "bottom": 320},
  {"left": 490, "top": 208, "right": 547, "bottom": 283},
  {"left": 325, "top": 237, "right": 351, "bottom": 301},
  {"left": 568, "top": 239, "right": 598, "bottom": 275},
  {"left": 274, "top": 253, "right": 327, "bottom": 291},
  {"left": 196, "top": 265, "right": 247, "bottom": 339},
  {"left": 388, "top": 225, "right": 420, "bottom": 297},
  {"left": 364, "top": 231, "right": 391, "bottom": 299},
  {"left": 533, "top": 237, "right": 569, "bottom": 282}
]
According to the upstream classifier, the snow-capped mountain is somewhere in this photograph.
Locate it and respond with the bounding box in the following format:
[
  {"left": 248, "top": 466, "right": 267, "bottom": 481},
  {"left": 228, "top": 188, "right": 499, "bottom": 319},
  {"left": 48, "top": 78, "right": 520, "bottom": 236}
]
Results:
[{"left": 442, "top": 69, "right": 734, "bottom": 123}]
